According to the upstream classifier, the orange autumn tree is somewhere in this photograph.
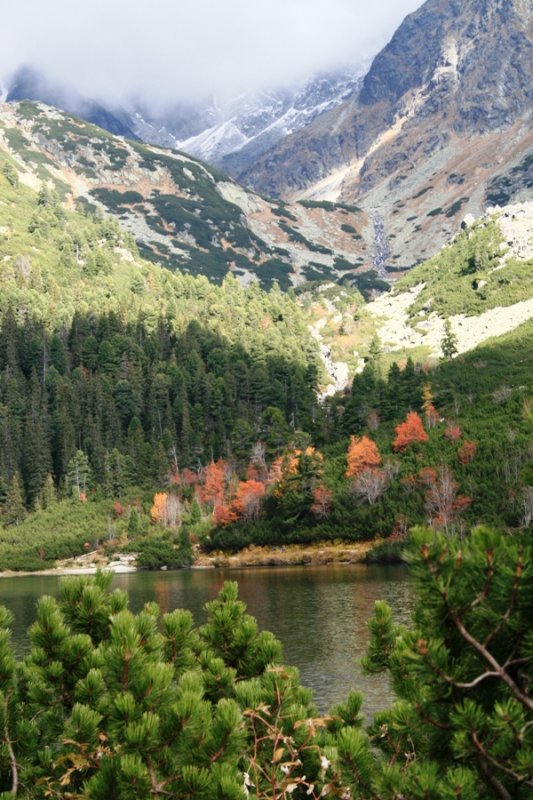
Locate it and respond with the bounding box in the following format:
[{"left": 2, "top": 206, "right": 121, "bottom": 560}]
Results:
[
  {"left": 200, "top": 459, "right": 229, "bottom": 506},
  {"left": 150, "top": 492, "right": 168, "bottom": 524},
  {"left": 213, "top": 479, "right": 267, "bottom": 527},
  {"left": 345, "top": 435, "right": 381, "bottom": 477},
  {"left": 393, "top": 411, "right": 429, "bottom": 451},
  {"left": 458, "top": 439, "right": 477, "bottom": 465},
  {"left": 269, "top": 446, "right": 323, "bottom": 496},
  {"left": 198, "top": 458, "right": 238, "bottom": 525},
  {"left": 150, "top": 492, "right": 182, "bottom": 527},
  {"left": 231, "top": 479, "right": 266, "bottom": 521},
  {"left": 213, "top": 502, "right": 238, "bottom": 526}
]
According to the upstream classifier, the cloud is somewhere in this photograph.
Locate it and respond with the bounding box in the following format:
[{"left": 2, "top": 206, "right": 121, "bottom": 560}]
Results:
[{"left": 1, "top": 0, "right": 423, "bottom": 107}]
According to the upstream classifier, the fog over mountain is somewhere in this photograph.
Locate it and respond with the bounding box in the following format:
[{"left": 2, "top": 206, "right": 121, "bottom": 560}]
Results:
[{"left": 1, "top": 0, "right": 423, "bottom": 107}]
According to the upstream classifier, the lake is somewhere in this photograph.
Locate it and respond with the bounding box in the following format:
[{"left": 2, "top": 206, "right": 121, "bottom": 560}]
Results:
[{"left": 0, "top": 563, "right": 413, "bottom": 714}]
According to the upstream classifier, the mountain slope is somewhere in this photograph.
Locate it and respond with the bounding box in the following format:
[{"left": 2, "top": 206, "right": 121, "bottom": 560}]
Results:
[
  {"left": 1, "top": 133, "right": 533, "bottom": 566},
  {"left": 175, "top": 72, "right": 362, "bottom": 174},
  {"left": 237, "top": 0, "right": 533, "bottom": 270},
  {"left": 0, "top": 101, "right": 379, "bottom": 289},
  {"left": 305, "top": 199, "right": 533, "bottom": 379},
  {"left": 6, "top": 66, "right": 138, "bottom": 139},
  {"left": 366, "top": 200, "right": 533, "bottom": 359}
]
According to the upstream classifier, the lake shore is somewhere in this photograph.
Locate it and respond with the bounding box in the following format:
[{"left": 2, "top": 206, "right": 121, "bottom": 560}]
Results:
[{"left": 0, "top": 540, "right": 380, "bottom": 577}]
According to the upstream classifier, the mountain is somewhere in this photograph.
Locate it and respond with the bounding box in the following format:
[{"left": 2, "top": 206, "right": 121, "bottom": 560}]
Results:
[
  {"left": 4, "top": 64, "right": 363, "bottom": 183},
  {"left": 237, "top": 0, "right": 533, "bottom": 271},
  {"left": 1, "top": 106, "right": 533, "bottom": 569},
  {"left": 6, "top": 66, "right": 138, "bottom": 139},
  {"left": 0, "top": 100, "right": 381, "bottom": 291},
  {"left": 136, "top": 71, "right": 363, "bottom": 175},
  {"left": 303, "top": 197, "right": 533, "bottom": 395},
  {"left": 367, "top": 199, "right": 533, "bottom": 359}
]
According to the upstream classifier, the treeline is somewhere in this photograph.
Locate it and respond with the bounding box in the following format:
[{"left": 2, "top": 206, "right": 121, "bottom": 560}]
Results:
[
  {"left": 205, "top": 330, "right": 533, "bottom": 549},
  {"left": 0, "top": 311, "right": 317, "bottom": 515},
  {"left": 2, "top": 307, "right": 532, "bottom": 555}
]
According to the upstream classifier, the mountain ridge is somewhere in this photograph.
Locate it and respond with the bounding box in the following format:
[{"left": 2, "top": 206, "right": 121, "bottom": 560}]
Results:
[
  {"left": 0, "top": 100, "right": 382, "bottom": 291},
  {"left": 234, "top": 0, "right": 533, "bottom": 269}
]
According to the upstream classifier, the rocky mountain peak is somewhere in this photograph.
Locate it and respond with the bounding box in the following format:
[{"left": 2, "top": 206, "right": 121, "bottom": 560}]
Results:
[{"left": 231, "top": 0, "right": 533, "bottom": 273}]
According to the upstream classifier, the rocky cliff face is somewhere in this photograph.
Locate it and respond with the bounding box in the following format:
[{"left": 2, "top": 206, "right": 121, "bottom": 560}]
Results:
[
  {"left": 240, "top": 0, "right": 533, "bottom": 194},
  {"left": 234, "top": 0, "right": 533, "bottom": 270}
]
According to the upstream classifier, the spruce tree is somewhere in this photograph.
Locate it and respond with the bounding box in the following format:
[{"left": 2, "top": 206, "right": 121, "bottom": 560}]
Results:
[
  {"left": 441, "top": 318, "right": 458, "bottom": 360},
  {"left": 38, "top": 473, "right": 57, "bottom": 509},
  {"left": 3, "top": 473, "right": 26, "bottom": 526}
]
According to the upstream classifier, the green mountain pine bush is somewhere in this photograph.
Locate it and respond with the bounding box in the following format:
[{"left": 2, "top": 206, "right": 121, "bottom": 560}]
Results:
[{"left": 0, "top": 528, "right": 530, "bottom": 798}]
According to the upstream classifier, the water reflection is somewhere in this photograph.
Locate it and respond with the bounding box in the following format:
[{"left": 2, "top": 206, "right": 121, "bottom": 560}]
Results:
[{"left": 0, "top": 564, "right": 413, "bottom": 714}]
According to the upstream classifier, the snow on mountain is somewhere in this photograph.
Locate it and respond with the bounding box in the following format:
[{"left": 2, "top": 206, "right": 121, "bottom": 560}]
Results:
[
  {"left": 131, "top": 69, "right": 363, "bottom": 170},
  {"left": 2, "top": 63, "right": 364, "bottom": 177},
  {"left": 178, "top": 120, "right": 250, "bottom": 164}
]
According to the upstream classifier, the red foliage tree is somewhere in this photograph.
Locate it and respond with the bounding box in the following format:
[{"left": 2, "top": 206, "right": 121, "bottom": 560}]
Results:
[
  {"left": 200, "top": 460, "right": 227, "bottom": 506},
  {"left": 181, "top": 468, "right": 199, "bottom": 486},
  {"left": 444, "top": 424, "right": 462, "bottom": 442},
  {"left": 421, "top": 465, "right": 472, "bottom": 530},
  {"left": 457, "top": 440, "right": 477, "bottom": 465},
  {"left": 113, "top": 502, "right": 125, "bottom": 518},
  {"left": 310, "top": 484, "right": 333, "bottom": 518},
  {"left": 231, "top": 479, "right": 266, "bottom": 521},
  {"left": 213, "top": 503, "right": 238, "bottom": 526},
  {"left": 346, "top": 435, "right": 381, "bottom": 477},
  {"left": 393, "top": 412, "right": 429, "bottom": 451}
]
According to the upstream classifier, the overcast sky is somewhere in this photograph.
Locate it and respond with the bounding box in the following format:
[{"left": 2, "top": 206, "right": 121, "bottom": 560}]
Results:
[{"left": 1, "top": 0, "right": 423, "bottom": 108}]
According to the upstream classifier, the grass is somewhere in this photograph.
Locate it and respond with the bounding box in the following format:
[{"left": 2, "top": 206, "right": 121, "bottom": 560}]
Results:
[{"left": 393, "top": 219, "right": 533, "bottom": 321}]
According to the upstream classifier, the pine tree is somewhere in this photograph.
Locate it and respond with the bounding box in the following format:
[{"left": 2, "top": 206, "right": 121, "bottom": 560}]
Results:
[
  {"left": 39, "top": 473, "right": 57, "bottom": 509},
  {"left": 3, "top": 472, "right": 26, "bottom": 526},
  {"left": 363, "top": 527, "right": 533, "bottom": 799},
  {"left": 441, "top": 318, "right": 458, "bottom": 360},
  {"left": 22, "top": 372, "right": 52, "bottom": 507},
  {"left": 0, "top": 558, "right": 530, "bottom": 799}
]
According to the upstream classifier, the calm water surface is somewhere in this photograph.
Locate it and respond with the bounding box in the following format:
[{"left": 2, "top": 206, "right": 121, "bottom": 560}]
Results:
[{"left": 0, "top": 564, "right": 413, "bottom": 714}]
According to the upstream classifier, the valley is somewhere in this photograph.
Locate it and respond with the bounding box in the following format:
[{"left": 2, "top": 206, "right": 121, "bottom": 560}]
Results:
[{"left": 0, "top": 0, "right": 532, "bottom": 797}]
